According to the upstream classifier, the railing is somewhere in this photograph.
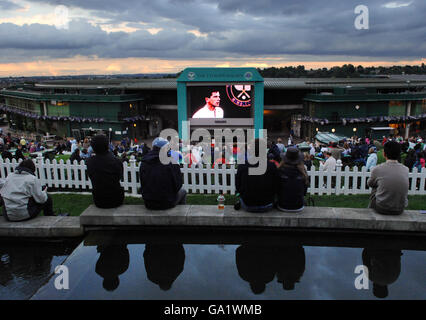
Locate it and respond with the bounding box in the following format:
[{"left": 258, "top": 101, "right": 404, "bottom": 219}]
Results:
[{"left": 0, "top": 156, "right": 425, "bottom": 196}]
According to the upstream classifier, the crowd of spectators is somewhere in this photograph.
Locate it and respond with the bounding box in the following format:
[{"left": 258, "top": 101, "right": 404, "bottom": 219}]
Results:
[{"left": 0, "top": 128, "right": 423, "bottom": 221}]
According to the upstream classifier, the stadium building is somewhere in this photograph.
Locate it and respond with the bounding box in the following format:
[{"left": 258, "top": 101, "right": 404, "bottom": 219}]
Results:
[{"left": 1, "top": 74, "right": 425, "bottom": 141}]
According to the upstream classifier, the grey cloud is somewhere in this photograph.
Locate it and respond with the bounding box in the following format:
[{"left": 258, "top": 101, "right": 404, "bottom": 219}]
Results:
[
  {"left": 0, "top": 0, "right": 23, "bottom": 10},
  {"left": 0, "top": 0, "right": 424, "bottom": 63}
]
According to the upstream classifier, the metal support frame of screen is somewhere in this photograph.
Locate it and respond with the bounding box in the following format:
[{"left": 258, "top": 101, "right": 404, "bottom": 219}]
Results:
[{"left": 177, "top": 68, "right": 264, "bottom": 141}]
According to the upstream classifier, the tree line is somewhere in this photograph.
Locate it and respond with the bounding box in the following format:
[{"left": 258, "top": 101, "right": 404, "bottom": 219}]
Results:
[{"left": 257, "top": 64, "right": 426, "bottom": 78}]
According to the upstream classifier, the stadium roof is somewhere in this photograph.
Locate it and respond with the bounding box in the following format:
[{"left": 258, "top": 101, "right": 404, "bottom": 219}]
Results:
[{"left": 33, "top": 75, "right": 426, "bottom": 90}]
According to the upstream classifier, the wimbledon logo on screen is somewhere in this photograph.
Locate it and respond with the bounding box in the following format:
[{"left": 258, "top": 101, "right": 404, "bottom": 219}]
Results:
[{"left": 226, "top": 85, "right": 252, "bottom": 107}]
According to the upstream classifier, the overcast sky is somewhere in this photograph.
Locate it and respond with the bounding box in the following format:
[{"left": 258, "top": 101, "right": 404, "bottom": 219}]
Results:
[{"left": 0, "top": 0, "right": 424, "bottom": 76}]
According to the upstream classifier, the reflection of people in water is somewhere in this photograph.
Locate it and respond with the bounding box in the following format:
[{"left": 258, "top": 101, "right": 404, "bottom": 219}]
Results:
[
  {"left": 192, "top": 91, "right": 224, "bottom": 119},
  {"left": 276, "top": 246, "right": 305, "bottom": 290},
  {"left": 95, "top": 245, "right": 130, "bottom": 291},
  {"left": 143, "top": 244, "right": 185, "bottom": 291},
  {"left": 236, "top": 244, "right": 306, "bottom": 294},
  {"left": 235, "top": 245, "right": 276, "bottom": 294},
  {"left": 362, "top": 248, "right": 402, "bottom": 298}
]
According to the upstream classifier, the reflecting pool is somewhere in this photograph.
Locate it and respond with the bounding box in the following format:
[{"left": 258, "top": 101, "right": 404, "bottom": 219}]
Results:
[{"left": 25, "top": 230, "right": 426, "bottom": 300}]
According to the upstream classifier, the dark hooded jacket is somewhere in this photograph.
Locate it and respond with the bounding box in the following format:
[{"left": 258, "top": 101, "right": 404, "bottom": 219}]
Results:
[
  {"left": 236, "top": 160, "right": 279, "bottom": 207},
  {"left": 86, "top": 151, "right": 124, "bottom": 208},
  {"left": 277, "top": 164, "right": 308, "bottom": 210},
  {"left": 139, "top": 148, "right": 183, "bottom": 210}
]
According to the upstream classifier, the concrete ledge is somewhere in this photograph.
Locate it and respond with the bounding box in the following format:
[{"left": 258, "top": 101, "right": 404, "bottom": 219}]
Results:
[
  {"left": 0, "top": 215, "right": 84, "bottom": 238},
  {"left": 80, "top": 205, "right": 426, "bottom": 233}
]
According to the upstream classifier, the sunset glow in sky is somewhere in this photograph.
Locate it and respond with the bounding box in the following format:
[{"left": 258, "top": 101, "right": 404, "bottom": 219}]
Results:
[{"left": 0, "top": 0, "right": 424, "bottom": 76}]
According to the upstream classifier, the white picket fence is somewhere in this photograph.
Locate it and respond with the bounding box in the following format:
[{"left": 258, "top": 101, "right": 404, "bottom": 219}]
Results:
[{"left": 0, "top": 155, "right": 425, "bottom": 196}]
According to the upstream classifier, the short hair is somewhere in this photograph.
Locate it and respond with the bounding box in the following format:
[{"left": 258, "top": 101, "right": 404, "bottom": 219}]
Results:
[
  {"left": 18, "top": 159, "right": 35, "bottom": 173},
  {"left": 208, "top": 91, "right": 219, "bottom": 98},
  {"left": 384, "top": 141, "right": 400, "bottom": 160},
  {"left": 91, "top": 135, "right": 109, "bottom": 154}
]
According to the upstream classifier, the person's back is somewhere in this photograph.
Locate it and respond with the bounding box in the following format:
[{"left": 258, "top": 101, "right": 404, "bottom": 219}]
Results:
[
  {"left": 236, "top": 158, "right": 279, "bottom": 210},
  {"left": 359, "top": 143, "right": 369, "bottom": 159},
  {"left": 86, "top": 135, "right": 124, "bottom": 209},
  {"left": 139, "top": 138, "right": 185, "bottom": 210},
  {"left": 268, "top": 143, "right": 281, "bottom": 162},
  {"left": 323, "top": 153, "right": 336, "bottom": 171},
  {"left": 70, "top": 149, "right": 81, "bottom": 163},
  {"left": 0, "top": 160, "right": 53, "bottom": 221},
  {"left": 404, "top": 150, "right": 416, "bottom": 170},
  {"left": 366, "top": 149, "right": 378, "bottom": 171},
  {"left": 14, "top": 148, "right": 25, "bottom": 161},
  {"left": 276, "top": 139, "right": 285, "bottom": 153},
  {"left": 277, "top": 148, "right": 308, "bottom": 212},
  {"left": 1, "top": 147, "right": 13, "bottom": 161},
  {"left": 329, "top": 146, "right": 343, "bottom": 160},
  {"left": 368, "top": 141, "right": 408, "bottom": 215}
]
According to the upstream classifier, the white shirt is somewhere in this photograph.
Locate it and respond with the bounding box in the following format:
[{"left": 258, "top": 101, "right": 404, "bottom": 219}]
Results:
[
  {"left": 71, "top": 142, "right": 78, "bottom": 153},
  {"left": 0, "top": 170, "right": 48, "bottom": 221},
  {"left": 192, "top": 105, "right": 224, "bottom": 119},
  {"left": 366, "top": 153, "right": 378, "bottom": 171},
  {"left": 323, "top": 156, "right": 337, "bottom": 171},
  {"left": 309, "top": 144, "right": 316, "bottom": 156},
  {"left": 276, "top": 143, "right": 285, "bottom": 153}
]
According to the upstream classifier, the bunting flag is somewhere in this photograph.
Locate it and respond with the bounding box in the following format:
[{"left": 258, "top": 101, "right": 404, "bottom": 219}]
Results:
[
  {"left": 0, "top": 104, "right": 106, "bottom": 123},
  {"left": 301, "top": 113, "right": 426, "bottom": 125},
  {"left": 123, "top": 115, "right": 146, "bottom": 122}
]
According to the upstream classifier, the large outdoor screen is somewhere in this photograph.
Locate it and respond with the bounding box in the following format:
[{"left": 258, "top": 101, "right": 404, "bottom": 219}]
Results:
[{"left": 188, "top": 84, "right": 253, "bottom": 119}]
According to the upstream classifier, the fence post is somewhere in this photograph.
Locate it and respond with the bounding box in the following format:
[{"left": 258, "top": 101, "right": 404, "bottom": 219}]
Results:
[
  {"left": 129, "top": 156, "right": 138, "bottom": 196},
  {"left": 335, "top": 160, "right": 342, "bottom": 195},
  {"left": 318, "top": 162, "right": 324, "bottom": 196},
  {"left": 36, "top": 154, "right": 47, "bottom": 186}
]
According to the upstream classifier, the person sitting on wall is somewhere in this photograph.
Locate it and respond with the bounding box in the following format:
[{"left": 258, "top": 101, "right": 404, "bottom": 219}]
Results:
[
  {"left": 276, "top": 147, "right": 309, "bottom": 212},
  {"left": 234, "top": 138, "right": 279, "bottom": 213},
  {"left": 367, "top": 141, "right": 409, "bottom": 215},
  {"left": 0, "top": 159, "right": 57, "bottom": 221},
  {"left": 86, "top": 135, "right": 124, "bottom": 209},
  {"left": 139, "top": 137, "right": 187, "bottom": 210}
]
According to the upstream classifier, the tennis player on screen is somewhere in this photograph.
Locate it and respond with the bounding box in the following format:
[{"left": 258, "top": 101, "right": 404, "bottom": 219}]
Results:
[{"left": 192, "top": 91, "right": 224, "bottom": 119}]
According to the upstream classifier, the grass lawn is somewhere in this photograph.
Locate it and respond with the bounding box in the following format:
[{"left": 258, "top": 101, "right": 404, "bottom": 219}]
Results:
[{"left": 49, "top": 193, "right": 426, "bottom": 216}]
